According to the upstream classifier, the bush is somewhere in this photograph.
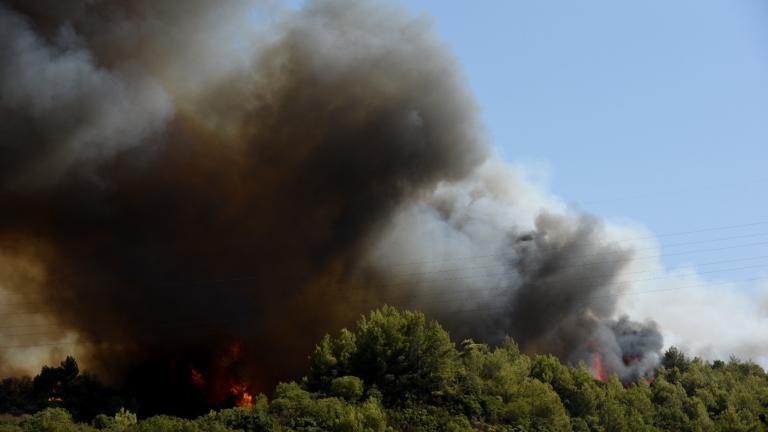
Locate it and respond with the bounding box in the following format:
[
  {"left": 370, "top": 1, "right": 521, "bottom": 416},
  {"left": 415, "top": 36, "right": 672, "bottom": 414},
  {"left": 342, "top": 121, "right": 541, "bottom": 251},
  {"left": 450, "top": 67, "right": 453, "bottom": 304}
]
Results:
[
  {"left": 330, "top": 377, "right": 364, "bottom": 402},
  {"left": 307, "top": 306, "right": 459, "bottom": 406},
  {"left": 3, "top": 308, "right": 768, "bottom": 432},
  {"left": 19, "top": 408, "right": 95, "bottom": 432}
]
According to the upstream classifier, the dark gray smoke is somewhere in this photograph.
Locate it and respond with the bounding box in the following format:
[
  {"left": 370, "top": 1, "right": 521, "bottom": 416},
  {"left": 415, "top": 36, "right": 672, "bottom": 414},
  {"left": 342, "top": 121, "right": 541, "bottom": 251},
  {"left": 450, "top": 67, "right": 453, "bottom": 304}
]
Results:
[
  {"left": 606, "top": 316, "right": 663, "bottom": 380},
  {"left": 0, "top": 0, "right": 660, "bottom": 395},
  {"left": 364, "top": 163, "right": 663, "bottom": 381},
  {"left": 0, "top": 0, "right": 486, "bottom": 390}
]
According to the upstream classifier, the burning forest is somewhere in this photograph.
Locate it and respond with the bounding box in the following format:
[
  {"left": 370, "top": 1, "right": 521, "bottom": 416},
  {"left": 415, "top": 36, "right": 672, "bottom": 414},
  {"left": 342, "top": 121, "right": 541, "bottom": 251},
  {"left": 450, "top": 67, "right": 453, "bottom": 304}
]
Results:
[{"left": 0, "top": 0, "right": 667, "bottom": 416}]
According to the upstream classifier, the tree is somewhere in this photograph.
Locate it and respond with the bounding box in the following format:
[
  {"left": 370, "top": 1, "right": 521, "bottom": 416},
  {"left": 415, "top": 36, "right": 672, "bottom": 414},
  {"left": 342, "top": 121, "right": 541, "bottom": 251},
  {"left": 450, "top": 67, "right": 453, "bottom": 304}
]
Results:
[
  {"left": 307, "top": 306, "right": 459, "bottom": 405},
  {"left": 330, "top": 377, "right": 364, "bottom": 402},
  {"left": 19, "top": 407, "right": 96, "bottom": 432},
  {"left": 4, "top": 306, "right": 768, "bottom": 432},
  {"left": 661, "top": 347, "right": 690, "bottom": 380},
  {"left": 651, "top": 377, "right": 691, "bottom": 431}
]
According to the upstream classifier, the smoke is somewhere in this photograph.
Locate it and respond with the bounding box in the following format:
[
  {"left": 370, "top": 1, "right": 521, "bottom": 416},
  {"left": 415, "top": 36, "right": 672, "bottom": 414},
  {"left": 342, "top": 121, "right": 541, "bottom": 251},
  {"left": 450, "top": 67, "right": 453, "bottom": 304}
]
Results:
[
  {"left": 619, "top": 263, "right": 768, "bottom": 369},
  {"left": 0, "top": 0, "right": 486, "bottom": 400},
  {"left": 364, "top": 161, "right": 661, "bottom": 380},
  {"left": 0, "top": 0, "right": 663, "bottom": 412},
  {"left": 0, "top": 2, "right": 173, "bottom": 187}
]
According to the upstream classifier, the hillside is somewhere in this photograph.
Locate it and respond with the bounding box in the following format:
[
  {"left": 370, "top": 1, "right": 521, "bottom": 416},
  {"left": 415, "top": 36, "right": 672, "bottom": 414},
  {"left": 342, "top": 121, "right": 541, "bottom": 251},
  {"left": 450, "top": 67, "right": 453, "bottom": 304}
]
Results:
[{"left": 1, "top": 306, "right": 766, "bottom": 431}]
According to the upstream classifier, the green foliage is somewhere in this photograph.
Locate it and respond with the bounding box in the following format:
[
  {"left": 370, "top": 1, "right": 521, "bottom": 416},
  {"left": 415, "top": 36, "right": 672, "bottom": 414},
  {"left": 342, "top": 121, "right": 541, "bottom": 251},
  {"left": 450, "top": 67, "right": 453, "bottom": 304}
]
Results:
[
  {"left": 387, "top": 404, "right": 471, "bottom": 432},
  {"left": 330, "top": 377, "right": 364, "bottom": 402},
  {"left": 2, "top": 307, "right": 768, "bottom": 432},
  {"left": 269, "top": 381, "right": 386, "bottom": 431},
  {"left": 19, "top": 408, "right": 96, "bottom": 432},
  {"left": 125, "top": 415, "right": 197, "bottom": 432},
  {"left": 113, "top": 409, "right": 137, "bottom": 431},
  {"left": 91, "top": 408, "right": 136, "bottom": 431},
  {"left": 91, "top": 414, "right": 113, "bottom": 430},
  {"left": 0, "top": 358, "right": 123, "bottom": 422},
  {"left": 307, "top": 306, "right": 459, "bottom": 406},
  {"left": 198, "top": 403, "right": 272, "bottom": 432}
]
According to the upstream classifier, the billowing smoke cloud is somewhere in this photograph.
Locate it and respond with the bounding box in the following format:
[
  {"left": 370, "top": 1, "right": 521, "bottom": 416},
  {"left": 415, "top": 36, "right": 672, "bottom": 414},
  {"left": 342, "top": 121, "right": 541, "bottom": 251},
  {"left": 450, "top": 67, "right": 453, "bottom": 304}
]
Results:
[
  {"left": 0, "top": 0, "right": 662, "bottom": 413},
  {"left": 0, "top": 2, "right": 173, "bottom": 187},
  {"left": 619, "top": 261, "right": 768, "bottom": 369},
  {"left": 364, "top": 161, "right": 660, "bottom": 381},
  {"left": 0, "top": 0, "right": 486, "bottom": 403}
]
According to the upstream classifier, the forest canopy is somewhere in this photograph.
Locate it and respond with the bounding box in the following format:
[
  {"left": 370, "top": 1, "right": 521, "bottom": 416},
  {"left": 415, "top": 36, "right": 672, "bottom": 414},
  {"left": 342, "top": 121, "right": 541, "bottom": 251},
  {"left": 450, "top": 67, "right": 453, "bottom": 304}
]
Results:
[{"left": 1, "top": 306, "right": 767, "bottom": 431}]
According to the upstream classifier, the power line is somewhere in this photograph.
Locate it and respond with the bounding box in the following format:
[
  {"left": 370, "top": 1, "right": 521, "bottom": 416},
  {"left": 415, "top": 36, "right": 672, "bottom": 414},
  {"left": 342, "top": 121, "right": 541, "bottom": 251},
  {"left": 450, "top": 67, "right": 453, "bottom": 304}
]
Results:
[
  {"left": 4, "top": 220, "right": 768, "bottom": 305},
  {"left": 384, "top": 231, "right": 768, "bottom": 280},
  {"left": 0, "top": 223, "right": 766, "bottom": 343},
  {"left": 1, "top": 241, "right": 767, "bottom": 314},
  {"left": 383, "top": 220, "right": 768, "bottom": 269},
  {"left": 34, "top": 236, "right": 768, "bottom": 294},
  {"left": 399, "top": 276, "right": 766, "bottom": 315},
  {"left": 2, "top": 251, "right": 767, "bottom": 319},
  {"left": 0, "top": 276, "right": 760, "bottom": 350},
  {"left": 0, "top": 265, "right": 766, "bottom": 336},
  {"left": 156, "top": 241, "right": 768, "bottom": 292}
]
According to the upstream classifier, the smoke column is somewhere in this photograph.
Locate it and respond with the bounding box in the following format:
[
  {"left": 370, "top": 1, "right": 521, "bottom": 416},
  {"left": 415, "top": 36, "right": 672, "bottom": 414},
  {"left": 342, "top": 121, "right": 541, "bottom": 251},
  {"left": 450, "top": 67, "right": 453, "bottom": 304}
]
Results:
[
  {"left": 0, "top": 0, "right": 661, "bottom": 413},
  {"left": 364, "top": 161, "right": 662, "bottom": 382}
]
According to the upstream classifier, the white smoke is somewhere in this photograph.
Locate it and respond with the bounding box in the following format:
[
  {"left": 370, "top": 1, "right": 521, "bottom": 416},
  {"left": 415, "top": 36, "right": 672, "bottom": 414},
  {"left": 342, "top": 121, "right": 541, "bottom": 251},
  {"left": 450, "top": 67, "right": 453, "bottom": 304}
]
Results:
[
  {"left": 0, "top": 5, "right": 173, "bottom": 187},
  {"left": 1, "top": 0, "right": 766, "bottom": 382},
  {"left": 368, "top": 158, "right": 768, "bottom": 374},
  {"left": 620, "top": 265, "right": 768, "bottom": 368}
]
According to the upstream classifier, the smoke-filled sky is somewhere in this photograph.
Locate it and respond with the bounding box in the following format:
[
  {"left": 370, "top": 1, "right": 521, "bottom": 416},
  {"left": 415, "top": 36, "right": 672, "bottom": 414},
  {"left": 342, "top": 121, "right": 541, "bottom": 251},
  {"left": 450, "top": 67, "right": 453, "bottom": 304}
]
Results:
[
  {"left": 402, "top": 0, "right": 768, "bottom": 269},
  {"left": 400, "top": 0, "right": 768, "bottom": 363},
  {"left": 0, "top": 0, "right": 767, "bottom": 405}
]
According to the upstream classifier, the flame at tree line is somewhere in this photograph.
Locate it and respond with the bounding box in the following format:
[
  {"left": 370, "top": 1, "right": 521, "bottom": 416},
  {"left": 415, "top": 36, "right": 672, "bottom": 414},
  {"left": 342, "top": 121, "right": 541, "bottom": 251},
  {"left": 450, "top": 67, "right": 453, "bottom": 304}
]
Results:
[
  {"left": 0, "top": 307, "right": 766, "bottom": 432},
  {"left": 0, "top": 0, "right": 665, "bottom": 411},
  {"left": 591, "top": 350, "right": 607, "bottom": 382},
  {"left": 230, "top": 381, "right": 254, "bottom": 409},
  {"left": 588, "top": 346, "right": 656, "bottom": 385}
]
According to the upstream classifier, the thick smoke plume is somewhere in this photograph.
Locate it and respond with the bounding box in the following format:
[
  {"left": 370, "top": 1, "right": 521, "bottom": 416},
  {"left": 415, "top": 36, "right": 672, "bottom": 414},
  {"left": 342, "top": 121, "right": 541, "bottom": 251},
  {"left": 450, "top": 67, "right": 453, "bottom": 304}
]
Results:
[
  {"left": 0, "top": 0, "right": 661, "bottom": 413},
  {"left": 365, "top": 162, "right": 662, "bottom": 382}
]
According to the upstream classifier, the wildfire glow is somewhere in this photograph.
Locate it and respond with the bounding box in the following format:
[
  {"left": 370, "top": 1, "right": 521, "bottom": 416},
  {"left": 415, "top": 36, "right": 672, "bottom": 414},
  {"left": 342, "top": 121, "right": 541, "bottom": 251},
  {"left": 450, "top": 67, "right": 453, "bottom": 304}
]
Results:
[
  {"left": 190, "top": 367, "right": 205, "bottom": 388},
  {"left": 229, "top": 380, "right": 253, "bottom": 408},
  {"left": 591, "top": 350, "right": 606, "bottom": 382},
  {"left": 238, "top": 391, "right": 254, "bottom": 408}
]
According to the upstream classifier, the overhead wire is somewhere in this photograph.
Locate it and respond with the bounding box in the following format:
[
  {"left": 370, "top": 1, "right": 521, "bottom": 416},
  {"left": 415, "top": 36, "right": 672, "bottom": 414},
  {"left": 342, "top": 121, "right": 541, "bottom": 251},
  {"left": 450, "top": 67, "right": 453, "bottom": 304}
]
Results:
[
  {"left": 0, "top": 275, "right": 761, "bottom": 350},
  {"left": 1, "top": 220, "right": 767, "bottom": 346},
  {"left": 1, "top": 247, "right": 767, "bottom": 318}
]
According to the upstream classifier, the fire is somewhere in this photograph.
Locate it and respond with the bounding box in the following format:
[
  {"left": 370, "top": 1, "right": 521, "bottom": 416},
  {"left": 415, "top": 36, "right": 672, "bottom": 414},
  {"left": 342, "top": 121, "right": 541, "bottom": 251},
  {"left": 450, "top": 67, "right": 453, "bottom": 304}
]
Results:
[
  {"left": 229, "top": 380, "right": 253, "bottom": 408},
  {"left": 222, "top": 342, "right": 253, "bottom": 407},
  {"left": 624, "top": 354, "right": 656, "bottom": 385},
  {"left": 238, "top": 391, "right": 254, "bottom": 407},
  {"left": 591, "top": 350, "right": 606, "bottom": 382},
  {"left": 190, "top": 367, "right": 205, "bottom": 388},
  {"left": 622, "top": 355, "right": 641, "bottom": 365}
]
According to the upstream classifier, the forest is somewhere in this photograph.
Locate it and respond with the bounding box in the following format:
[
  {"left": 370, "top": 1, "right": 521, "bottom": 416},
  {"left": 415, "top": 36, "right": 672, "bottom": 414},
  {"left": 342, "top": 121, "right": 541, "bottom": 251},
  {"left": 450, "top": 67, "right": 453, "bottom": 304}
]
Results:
[{"left": 0, "top": 306, "right": 766, "bottom": 431}]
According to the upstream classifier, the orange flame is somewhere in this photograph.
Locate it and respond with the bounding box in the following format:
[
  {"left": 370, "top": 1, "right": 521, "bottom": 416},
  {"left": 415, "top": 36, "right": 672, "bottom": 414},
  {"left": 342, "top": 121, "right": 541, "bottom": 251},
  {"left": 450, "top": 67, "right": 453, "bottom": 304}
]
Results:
[
  {"left": 190, "top": 367, "right": 205, "bottom": 388},
  {"left": 591, "top": 350, "right": 606, "bottom": 382},
  {"left": 238, "top": 391, "right": 254, "bottom": 408},
  {"left": 229, "top": 380, "right": 253, "bottom": 408}
]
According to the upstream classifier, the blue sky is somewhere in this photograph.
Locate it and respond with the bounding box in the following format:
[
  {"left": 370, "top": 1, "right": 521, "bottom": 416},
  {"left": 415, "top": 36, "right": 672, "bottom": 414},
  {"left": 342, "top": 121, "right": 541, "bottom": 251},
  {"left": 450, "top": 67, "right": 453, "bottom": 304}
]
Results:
[{"left": 399, "top": 0, "right": 768, "bottom": 282}]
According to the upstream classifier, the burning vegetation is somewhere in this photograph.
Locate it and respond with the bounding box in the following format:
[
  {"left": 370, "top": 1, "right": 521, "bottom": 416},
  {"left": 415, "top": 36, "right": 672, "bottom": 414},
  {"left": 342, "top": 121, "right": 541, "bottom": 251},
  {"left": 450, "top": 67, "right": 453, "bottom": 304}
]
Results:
[
  {"left": 229, "top": 381, "right": 253, "bottom": 408},
  {"left": 0, "top": 0, "right": 662, "bottom": 414},
  {"left": 0, "top": 308, "right": 766, "bottom": 431}
]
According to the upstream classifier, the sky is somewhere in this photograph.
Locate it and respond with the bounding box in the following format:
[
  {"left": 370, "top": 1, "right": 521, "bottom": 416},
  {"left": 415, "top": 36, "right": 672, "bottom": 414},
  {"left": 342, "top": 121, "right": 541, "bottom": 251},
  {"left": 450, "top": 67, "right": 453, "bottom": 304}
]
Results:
[
  {"left": 1, "top": 0, "right": 765, "bottom": 373},
  {"left": 399, "top": 0, "right": 768, "bottom": 284}
]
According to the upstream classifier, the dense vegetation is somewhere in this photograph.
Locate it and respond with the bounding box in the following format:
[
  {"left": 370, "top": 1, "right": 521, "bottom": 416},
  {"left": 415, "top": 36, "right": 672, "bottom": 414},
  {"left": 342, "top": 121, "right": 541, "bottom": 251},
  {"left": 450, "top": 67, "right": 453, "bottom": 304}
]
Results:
[{"left": 1, "top": 306, "right": 767, "bottom": 431}]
